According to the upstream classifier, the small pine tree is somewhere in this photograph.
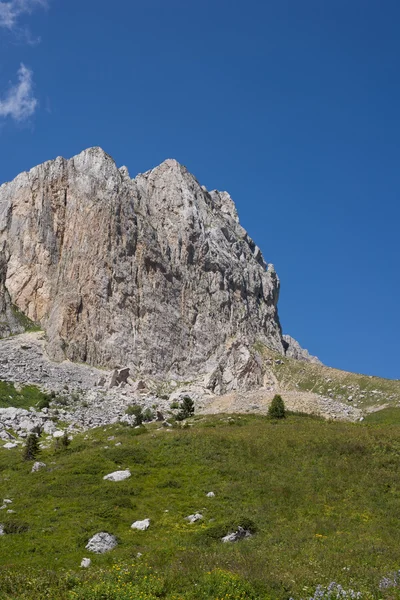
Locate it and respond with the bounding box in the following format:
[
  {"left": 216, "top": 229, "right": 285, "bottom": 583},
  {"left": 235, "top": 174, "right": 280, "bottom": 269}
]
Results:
[
  {"left": 23, "top": 433, "right": 40, "bottom": 461},
  {"left": 268, "top": 394, "right": 286, "bottom": 419},
  {"left": 55, "top": 431, "right": 71, "bottom": 451},
  {"left": 176, "top": 396, "right": 195, "bottom": 421}
]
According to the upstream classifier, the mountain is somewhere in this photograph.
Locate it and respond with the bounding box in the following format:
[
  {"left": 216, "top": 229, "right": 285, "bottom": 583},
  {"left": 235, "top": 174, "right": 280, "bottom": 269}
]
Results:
[{"left": 0, "top": 147, "right": 316, "bottom": 389}]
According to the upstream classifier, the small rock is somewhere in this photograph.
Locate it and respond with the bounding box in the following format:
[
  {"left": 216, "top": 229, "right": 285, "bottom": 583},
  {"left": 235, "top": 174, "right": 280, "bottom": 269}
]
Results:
[
  {"left": 103, "top": 469, "right": 131, "bottom": 482},
  {"left": 3, "top": 499, "right": 12, "bottom": 504},
  {"left": 3, "top": 442, "right": 17, "bottom": 449},
  {"left": 221, "top": 526, "right": 252, "bottom": 543},
  {"left": 206, "top": 491, "right": 215, "bottom": 498},
  {"left": 185, "top": 513, "right": 203, "bottom": 523},
  {"left": 31, "top": 461, "right": 46, "bottom": 473},
  {"left": 0, "top": 524, "right": 4, "bottom": 536},
  {"left": 86, "top": 532, "right": 118, "bottom": 553},
  {"left": 7, "top": 509, "right": 15, "bottom": 513},
  {"left": 53, "top": 430, "right": 65, "bottom": 438},
  {"left": 81, "top": 558, "right": 91, "bottom": 568},
  {"left": 131, "top": 518, "right": 150, "bottom": 531}
]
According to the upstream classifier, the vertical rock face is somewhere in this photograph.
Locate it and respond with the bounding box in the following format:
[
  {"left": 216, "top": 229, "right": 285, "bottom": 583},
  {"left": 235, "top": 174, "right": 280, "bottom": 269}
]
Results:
[{"left": 0, "top": 147, "right": 285, "bottom": 380}]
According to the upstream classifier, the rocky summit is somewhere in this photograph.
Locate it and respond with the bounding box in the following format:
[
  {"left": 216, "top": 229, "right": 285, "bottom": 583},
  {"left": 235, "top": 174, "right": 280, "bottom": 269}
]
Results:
[{"left": 0, "top": 147, "right": 314, "bottom": 391}]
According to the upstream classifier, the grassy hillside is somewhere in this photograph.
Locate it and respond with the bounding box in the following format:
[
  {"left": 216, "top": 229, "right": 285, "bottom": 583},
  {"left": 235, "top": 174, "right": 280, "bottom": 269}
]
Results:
[
  {"left": 260, "top": 345, "right": 400, "bottom": 411},
  {"left": 2, "top": 413, "right": 400, "bottom": 599},
  {"left": 0, "top": 381, "right": 51, "bottom": 410}
]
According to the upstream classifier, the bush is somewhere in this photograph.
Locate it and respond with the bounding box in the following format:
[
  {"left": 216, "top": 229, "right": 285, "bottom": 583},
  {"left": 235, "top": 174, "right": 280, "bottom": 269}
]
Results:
[
  {"left": 3, "top": 520, "right": 29, "bottom": 534},
  {"left": 176, "top": 396, "right": 195, "bottom": 421},
  {"left": 268, "top": 394, "right": 286, "bottom": 419},
  {"left": 22, "top": 433, "right": 40, "bottom": 461},
  {"left": 125, "top": 404, "right": 143, "bottom": 425},
  {"left": 142, "top": 408, "right": 154, "bottom": 422}
]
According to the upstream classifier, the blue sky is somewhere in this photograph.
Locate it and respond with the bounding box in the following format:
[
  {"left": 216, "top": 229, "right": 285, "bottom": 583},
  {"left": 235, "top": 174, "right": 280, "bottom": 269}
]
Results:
[{"left": 0, "top": 0, "right": 399, "bottom": 379}]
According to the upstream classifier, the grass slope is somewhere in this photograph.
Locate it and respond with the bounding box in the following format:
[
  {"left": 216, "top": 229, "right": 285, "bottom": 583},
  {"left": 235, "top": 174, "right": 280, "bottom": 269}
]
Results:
[
  {"left": 0, "top": 381, "right": 50, "bottom": 410},
  {"left": 1, "top": 414, "right": 400, "bottom": 599},
  {"left": 259, "top": 344, "right": 400, "bottom": 411}
]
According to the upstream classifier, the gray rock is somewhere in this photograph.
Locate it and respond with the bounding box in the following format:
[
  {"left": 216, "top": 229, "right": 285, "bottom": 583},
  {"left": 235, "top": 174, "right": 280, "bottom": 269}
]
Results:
[
  {"left": 85, "top": 532, "right": 118, "bottom": 553},
  {"left": 31, "top": 461, "right": 46, "bottom": 472},
  {"left": 109, "top": 368, "right": 130, "bottom": 388},
  {"left": 0, "top": 148, "right": 286, "bottom": 384},
  {"left": 0, "top": 524, "right": 4, "bottom": 535},
  {"left": 103, "top": 469, "right": 131, "bottom": 482},
  {"left": 81, "top": 558, "right": 91, "bottom": 568},
  {"left": 221, "top": 526, "right": 252, "bottom": 543},
  {"left": 131, "top": 518, "right": 150, "bottom": 531},
  {"left": 3, "top": 442, "right": 17, "bottom": 449},
  {"left": 206, "top": 491, "right": 215, "bottom": 497},
  {"left": 185, "top": 513, "right": 203, "bottom": 523},
  {"left": 282, "top": 335, "right": 322, "bottom": 364}
]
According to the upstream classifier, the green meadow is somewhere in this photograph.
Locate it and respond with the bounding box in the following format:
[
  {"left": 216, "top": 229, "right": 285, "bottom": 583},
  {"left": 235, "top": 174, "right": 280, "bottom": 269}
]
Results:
[{"left": 1, "top": 412, "right": 400, "bottom": 599}]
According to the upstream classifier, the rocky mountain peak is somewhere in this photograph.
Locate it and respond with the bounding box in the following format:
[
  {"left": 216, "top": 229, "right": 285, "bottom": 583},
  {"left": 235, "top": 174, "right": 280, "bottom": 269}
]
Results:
[{"left": 0, "top": 148, "right": 313, "bottom": 391}]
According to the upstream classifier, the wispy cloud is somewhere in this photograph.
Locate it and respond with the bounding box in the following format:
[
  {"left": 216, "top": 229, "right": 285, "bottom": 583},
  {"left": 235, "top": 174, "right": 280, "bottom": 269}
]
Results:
[
  {"left": 0, "top": 63, "right": 37, "bottom": 122},
  {"left": 0, "top": 0, "right": 47, "bottom": 30}
]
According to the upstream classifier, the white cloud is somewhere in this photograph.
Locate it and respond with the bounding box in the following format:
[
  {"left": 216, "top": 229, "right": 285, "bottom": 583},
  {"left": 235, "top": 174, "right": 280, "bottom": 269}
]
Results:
[
  {"left": 0, "top": 0, "right": 47, "bottom": 30},
  {"left": 0, "top": 64, "right": 37, "bottom": 121}
]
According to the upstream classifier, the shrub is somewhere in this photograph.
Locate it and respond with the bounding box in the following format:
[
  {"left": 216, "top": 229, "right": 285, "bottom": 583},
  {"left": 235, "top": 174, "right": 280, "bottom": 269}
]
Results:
[
  {"left": 3, "top": 520, "right": 29, "bottom": 534},
  {"left": 142, "top": 408, "right": 154, "bottom": 422},
  {"left": 125, "top": 404, "right": 143, "bottom": 425},
  {"left": 268, "top": 394, "right": 286, "bottom": 419},
  {"left": 22, "top": 433, "right": 40, "bottom": 461},
  {"left": 170, "top": 401, "right": 179, "bottom": 409},
  {"left": 176, "top": 396, "right": 195, "bottom": 421}
]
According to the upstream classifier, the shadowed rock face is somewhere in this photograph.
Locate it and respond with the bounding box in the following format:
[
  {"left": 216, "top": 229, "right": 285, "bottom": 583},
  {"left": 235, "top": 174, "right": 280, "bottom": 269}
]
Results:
[{"left": 0, "top": 147, "right": 285, "bottom": 380}]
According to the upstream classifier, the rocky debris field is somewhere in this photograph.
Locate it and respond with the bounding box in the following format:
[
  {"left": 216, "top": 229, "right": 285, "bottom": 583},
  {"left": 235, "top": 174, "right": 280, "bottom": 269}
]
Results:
[{"left": 0, "top": 332, "right": 372, "bottom": 449}]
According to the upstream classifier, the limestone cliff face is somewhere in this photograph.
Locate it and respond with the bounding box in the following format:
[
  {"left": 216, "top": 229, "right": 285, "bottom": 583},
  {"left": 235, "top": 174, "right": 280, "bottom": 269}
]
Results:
[{"left": 0, "top": 147, "right": 286, "bottom": 380}]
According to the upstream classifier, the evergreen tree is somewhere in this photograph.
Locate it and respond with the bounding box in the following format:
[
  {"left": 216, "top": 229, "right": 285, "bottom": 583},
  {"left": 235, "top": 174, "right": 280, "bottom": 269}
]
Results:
[
  {"left": 268, "top": 394, "right": 286, "bottom": 419},
  {"left": 23, "top": 433, "right": 40, "bottom": 461},
  {"left": 176, "top": 396, "right": 195, "bottom": 421}
]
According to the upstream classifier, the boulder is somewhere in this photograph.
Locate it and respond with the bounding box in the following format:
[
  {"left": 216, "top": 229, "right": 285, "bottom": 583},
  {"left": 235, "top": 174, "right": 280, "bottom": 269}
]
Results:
[
  {"left": 131, "top": 518, "right": 150, "bottom": 531},
  {"left": 109, "top": 368, "right": 130, "bottom": 388},
  {"left": 103, "top": 469, "right": 131, "bottom": 482},
  {"left": 85, "top": 532, "right": 117, "bottom": 554}
]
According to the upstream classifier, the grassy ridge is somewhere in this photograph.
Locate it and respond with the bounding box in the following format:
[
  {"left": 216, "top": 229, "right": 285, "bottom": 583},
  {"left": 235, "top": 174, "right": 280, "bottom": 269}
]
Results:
[
  {"left": 257, "top": 344, "right": 400, "bottom": 410},
  {"left": 1, "top": 414, "right": 400, "bottom": 598}
]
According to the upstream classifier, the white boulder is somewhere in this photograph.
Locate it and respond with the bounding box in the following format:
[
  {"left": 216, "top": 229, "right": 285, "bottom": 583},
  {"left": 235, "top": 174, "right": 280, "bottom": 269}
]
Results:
[
  {"left": 131, "top": 518, "right": 150, "bottom": 531},
  {"left": 103, "top": 469, "right": 131, "bottom": 482},
  {"left": 85, "top": 532, "right": 118, "bottom": 553}
]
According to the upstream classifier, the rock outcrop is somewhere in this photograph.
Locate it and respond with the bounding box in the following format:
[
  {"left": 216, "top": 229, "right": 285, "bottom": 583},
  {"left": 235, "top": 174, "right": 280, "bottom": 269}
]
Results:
[
  {"left": 282, "top": 335, "right": 321, "bottom": 364},
  {"left": 0, "top": 147, "right": 289, "bottom": 384}
]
